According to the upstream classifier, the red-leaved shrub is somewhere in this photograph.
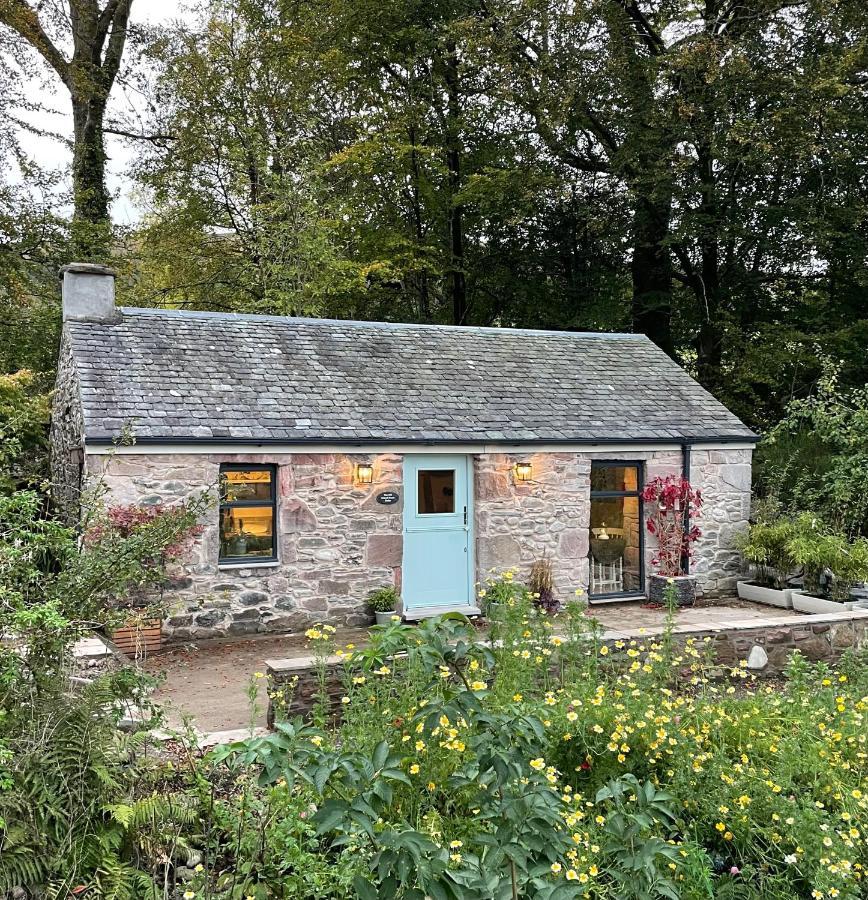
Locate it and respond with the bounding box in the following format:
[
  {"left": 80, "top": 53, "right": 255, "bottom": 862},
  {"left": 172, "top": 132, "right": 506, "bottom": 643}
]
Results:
[{"left": 641, "top": 476, "right": 702, "bottom": 576}]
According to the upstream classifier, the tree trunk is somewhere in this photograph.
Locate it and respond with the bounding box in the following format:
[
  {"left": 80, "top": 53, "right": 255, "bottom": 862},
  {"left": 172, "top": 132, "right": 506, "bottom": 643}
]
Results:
[
  {"left": 631, "top": 195, "right": 674, "bottom": 355},
  {"left": 447, "top": 148, "right": 466, "bottom": 326},
  {"left": 694, "top": 141, "right": 723, "bottom": 389},
  {"left": 443, "top": 41, "right": 467, "bottom": 326},
  {"left": 71, "top": 94, "right": 110, "bottom": 237},
  {"left": 0, "top": 0, "right": 134, "bottom": 258},
  {"left": 408, "top": 119, "right": 431, "bottom": 321}
]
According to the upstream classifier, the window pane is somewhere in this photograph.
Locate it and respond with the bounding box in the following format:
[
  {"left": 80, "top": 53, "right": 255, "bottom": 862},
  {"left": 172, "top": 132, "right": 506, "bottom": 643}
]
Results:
[
  {"left": 220, "top": 505, "right": 275, "bottom": 559},
  {"left": 418, "top": 470, "right": 455, "bottom": 514},
  {"left": 590, "top": 464, "right": 639, "bottom": 493},
  {"left": 221, "top": 468, "right": 273, "bottom": 502},
  {"left": 589, "top": 495, "right": 641, "bottom": 595}
]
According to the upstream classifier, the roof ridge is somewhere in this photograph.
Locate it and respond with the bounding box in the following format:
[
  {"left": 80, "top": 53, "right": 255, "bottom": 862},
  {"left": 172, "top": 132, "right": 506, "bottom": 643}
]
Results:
[{"left": 115, "top": 306, "right": 650, "bottom": 341}]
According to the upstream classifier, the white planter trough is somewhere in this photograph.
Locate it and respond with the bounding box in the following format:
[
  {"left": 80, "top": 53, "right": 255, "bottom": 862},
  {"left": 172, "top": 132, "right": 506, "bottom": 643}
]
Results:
[
  {"left": 790, "top": 591, "right": 845, "bottom": 614},
  {"left": 736, "top": 581, "right": 792, "bottom": 609}
]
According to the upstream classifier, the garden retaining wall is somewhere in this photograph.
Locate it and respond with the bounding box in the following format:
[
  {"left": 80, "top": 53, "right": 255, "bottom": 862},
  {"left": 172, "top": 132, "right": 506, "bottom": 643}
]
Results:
[{"left": 265, "top": 610, "right": 868, "bottom": 721}]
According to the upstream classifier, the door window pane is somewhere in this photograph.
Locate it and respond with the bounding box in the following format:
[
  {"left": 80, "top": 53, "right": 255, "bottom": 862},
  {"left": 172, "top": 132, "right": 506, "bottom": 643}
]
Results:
[
  {"left": 590, "top": 465, "right": 638, "bottom": 493},
  {"left": 589, "top": 495, "right": 641, "bottom": 595},
  {"left": 418, "top": 470, "right": 455, "bottom": 514},
  {"left": 220, "top": 506, "right": 275, "bottom": 559}
]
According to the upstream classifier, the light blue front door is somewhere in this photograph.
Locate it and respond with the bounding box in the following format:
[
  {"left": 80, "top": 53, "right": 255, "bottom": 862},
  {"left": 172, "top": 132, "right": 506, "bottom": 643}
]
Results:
[{"left": 402, "top": 455, "right": 473, "bottom": 612}]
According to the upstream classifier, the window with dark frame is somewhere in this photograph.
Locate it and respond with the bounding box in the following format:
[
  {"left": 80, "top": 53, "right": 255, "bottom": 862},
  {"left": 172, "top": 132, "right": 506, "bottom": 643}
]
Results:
[
  {"left": 219, "top": 465, "right": 277, "bottom": 563},
  {"left": 588, "top": 461, "right": 644, "bottom": 600}
]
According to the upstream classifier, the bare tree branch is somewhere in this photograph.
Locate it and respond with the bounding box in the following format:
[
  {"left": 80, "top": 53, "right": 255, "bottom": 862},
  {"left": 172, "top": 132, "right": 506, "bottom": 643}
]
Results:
[{"left": 104, "top": 124, "right": 175, "bottom": 142}]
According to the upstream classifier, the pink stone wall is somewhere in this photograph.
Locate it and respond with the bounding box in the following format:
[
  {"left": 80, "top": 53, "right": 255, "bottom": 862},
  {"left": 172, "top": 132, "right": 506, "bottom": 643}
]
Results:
[
  {"left": 87, "top": 452, "right": 403, "bottom": 641},
  {"left": 474, "top": 453, "right": 590, "bottom": 598},
  {"left": 474, "top": 448, "right": 750, "bottom": 603},
  {"left": 87, "top": 445, "right": 752, "bottom": 640},
  {"left": 689, "top": 447, "right": 753, "bottom": 595}
]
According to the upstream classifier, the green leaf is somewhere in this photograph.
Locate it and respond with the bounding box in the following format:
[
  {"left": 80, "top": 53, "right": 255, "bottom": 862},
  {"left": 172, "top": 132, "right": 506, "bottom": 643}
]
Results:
[
  {"left": 313, "top": 798, "right": 349, "bottom": 834},
  {"left": 353, "top": 875, "right": 378, "bottom": 900},
  {"left": 372, "top": 740, "right": 390, "bottom": 770}
]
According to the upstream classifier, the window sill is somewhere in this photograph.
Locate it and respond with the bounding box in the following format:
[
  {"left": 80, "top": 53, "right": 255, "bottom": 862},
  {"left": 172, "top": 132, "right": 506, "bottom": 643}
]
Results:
[{"left": 218, "top": 560, "right": 281, "bottom": 571}]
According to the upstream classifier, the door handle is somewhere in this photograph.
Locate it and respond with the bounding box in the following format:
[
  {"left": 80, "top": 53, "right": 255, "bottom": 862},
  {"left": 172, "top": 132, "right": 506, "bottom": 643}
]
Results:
[{"left": 463, "top": 505, "right": 468, "bottom": 526}]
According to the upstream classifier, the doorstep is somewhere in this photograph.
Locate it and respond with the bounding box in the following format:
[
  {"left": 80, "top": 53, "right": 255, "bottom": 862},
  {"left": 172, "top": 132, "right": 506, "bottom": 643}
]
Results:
[{"left": 402, "top": 605, "right": 481, "bottom": 621}]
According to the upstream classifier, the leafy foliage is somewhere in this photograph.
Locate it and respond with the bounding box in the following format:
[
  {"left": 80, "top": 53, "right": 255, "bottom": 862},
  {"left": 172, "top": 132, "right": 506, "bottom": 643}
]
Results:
[
  {"left": 368, "top": 586, "right": 400, "bottom": 613},
  {"left": 173, "top": 600, "right": 868, "bottom": 899},
  {"left": 641, "top": 476, "right": 702, "bottom": 577},
  {"left": 757, "top": 358, "right": 868, "bottom": 536}
]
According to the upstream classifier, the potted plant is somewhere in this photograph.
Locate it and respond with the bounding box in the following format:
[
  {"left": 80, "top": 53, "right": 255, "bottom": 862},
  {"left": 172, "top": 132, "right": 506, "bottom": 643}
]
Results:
[
  {"left": 529, "top": 558, "right": 559, "bottom": 614},
  {"left": 828, "top": 538, "right": 868, "bottom": 607},
  {"left": 734, "top": 518, "right": 798, "bottom": 608},
  {"left": 477, "top": 568, "right": 526, "bottom": 616},
  {"left": 369, "top": 586, "right": 400, "bottom": 625},
  {"left": 834, "top": 549, "right": 868, "bottom": 609},
  {"left": 642, "top": 475, "right": 702, "bottom": 607},
  {"left": 787, "top": 515, "right": 850, "bottom": 613}
]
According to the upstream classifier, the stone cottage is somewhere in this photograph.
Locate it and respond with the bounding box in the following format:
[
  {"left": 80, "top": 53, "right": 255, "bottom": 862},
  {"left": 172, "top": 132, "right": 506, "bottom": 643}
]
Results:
[{"left": 51, "top": 263, "right": 756, "bottom": 641}]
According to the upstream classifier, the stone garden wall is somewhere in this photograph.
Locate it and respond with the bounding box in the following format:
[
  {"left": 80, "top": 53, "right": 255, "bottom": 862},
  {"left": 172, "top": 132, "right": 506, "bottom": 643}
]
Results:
[
  {"left": 49, "top": 334, "right": 85, "bottom": 522},
  {"left": 88, "top": 452, "right": 403, "bottom": 641},
  {"left": 266, "top": 610, "right": 868, "bottom": 720}
]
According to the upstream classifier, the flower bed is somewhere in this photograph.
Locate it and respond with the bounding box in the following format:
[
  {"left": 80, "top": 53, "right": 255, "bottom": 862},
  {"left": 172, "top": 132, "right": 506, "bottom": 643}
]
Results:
[{"left": 178, "top": 587, "right": 868, "bottom": 900}]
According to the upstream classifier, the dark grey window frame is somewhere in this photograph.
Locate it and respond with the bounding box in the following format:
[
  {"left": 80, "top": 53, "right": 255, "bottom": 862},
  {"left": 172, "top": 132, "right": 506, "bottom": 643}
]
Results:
[
  {"left": 218, "top": 463, "right": 278, "bottom": 564},
  {"left": 588, "top": 460, "right": 645, "bottom": 602}
]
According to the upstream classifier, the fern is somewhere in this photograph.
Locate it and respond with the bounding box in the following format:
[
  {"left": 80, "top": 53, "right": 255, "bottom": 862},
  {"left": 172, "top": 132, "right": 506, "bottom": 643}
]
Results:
[
  {"left": 0, "top": 845, "right": 49, "bottom": 894},
  {"left": 0, "top": 675, "right": 172, "bottom": 895}
]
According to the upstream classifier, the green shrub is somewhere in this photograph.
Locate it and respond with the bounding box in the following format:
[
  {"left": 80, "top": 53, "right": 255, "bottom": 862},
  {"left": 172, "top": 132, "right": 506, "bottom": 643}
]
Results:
[
  {"left": 738, "top": 509, "right": 868, "bottom": 600},
  {"left": 0, "top": 369, "right": 51, "bottom": 492},
  {"left": 196, "top": 597, "right": 868, "bottom": 899},
  {"left": 829, "top": 538, "right": 868, "bottom": 600},
  {"left": 757, "top": 358, "right": 868, "bottom": 536},
  {"left": 787, "top": 514, "right": 850, "bottom": 598},
  {"left": 0, "top": 485, "right": 214, "bottom": 896},
  {"left": 734, "top": 518, "right": 797, "bottom": 589},
  {"left": 368, "top": 586, "right": 399, "bottom": 612}
]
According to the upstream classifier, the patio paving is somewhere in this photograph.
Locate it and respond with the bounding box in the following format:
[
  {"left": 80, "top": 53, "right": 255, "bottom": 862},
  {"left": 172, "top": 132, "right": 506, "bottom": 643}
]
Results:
[
  {"left": 588, "top": 598, "right": 799, "bottom": 638},
  {"left": 144, "top": 599, "right": 799, "bottom": 734}
]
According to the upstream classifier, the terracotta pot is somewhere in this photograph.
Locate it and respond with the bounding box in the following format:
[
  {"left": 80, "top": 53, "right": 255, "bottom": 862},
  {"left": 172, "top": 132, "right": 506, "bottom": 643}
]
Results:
[
  {"left": 648, "top": 574, "right": 696, "bottom": 607},
  {"left": 110, "top": 616, "right": 163, "bottom": 655}
]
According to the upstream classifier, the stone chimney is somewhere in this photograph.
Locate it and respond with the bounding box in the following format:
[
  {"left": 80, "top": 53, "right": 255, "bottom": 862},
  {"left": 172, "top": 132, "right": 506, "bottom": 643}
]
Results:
[{"left": 60, "top": 262, "right": 119, "bottom": 323}]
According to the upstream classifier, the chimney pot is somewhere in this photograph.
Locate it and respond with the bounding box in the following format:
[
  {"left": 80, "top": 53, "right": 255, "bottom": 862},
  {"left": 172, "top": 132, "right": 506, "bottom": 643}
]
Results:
[{"left": 60, "top": 262, "right": 119, "bottom": 322}]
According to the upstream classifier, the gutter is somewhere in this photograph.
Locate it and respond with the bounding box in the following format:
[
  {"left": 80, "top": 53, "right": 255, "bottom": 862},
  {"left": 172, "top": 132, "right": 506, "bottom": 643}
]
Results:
[{"left": 85, "top": 433, "right": 760, "bottom": 448}]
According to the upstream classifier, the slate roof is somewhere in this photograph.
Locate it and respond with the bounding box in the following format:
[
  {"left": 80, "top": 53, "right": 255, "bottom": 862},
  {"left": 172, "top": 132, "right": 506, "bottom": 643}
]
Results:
[{"left": 66, "top": 307, "right": 756, "bottom": 445}]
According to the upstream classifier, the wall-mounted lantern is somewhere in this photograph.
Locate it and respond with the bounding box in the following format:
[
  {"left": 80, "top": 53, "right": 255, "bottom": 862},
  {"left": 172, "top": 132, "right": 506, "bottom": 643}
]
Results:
[
  {"left": 514, "top": 461, "right": 533, "bottom": 482},
  {"left": 356, "top": 463, "right": 374, "bottom": 485}
]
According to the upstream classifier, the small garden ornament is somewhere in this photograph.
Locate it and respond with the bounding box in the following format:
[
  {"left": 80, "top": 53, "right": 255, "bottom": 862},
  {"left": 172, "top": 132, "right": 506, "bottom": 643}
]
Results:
[{"left": 642, "top": 475, "right": 702, "bottom": 607}]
